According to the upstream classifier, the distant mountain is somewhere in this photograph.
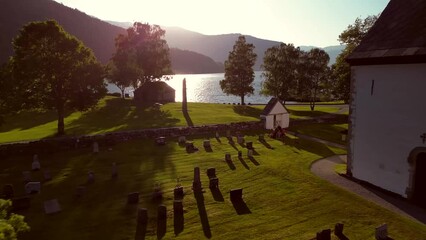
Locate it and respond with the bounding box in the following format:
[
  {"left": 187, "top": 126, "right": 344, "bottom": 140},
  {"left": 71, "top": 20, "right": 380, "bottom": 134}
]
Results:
[
  {"left": 170, "top": 48, "right": 224, "bottom": 74},
  {"left": 0, "top": 0, "right": 125, "bottom": 64},
  {"left": 109, "top": 22, "right": 345, "bottom": 69}
]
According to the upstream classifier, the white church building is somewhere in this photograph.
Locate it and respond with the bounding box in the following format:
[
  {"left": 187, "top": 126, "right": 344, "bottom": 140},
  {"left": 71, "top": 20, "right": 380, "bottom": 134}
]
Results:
[{"left": 346, "top": 0, "right": 426, "bottom": 204}]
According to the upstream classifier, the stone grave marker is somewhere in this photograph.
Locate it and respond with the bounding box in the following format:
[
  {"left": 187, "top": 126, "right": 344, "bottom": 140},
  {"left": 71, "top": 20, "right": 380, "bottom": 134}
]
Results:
[
  {"left": 203, "top": 140, "right": 211, "bottom": 148},
  {"left": 22, "top": 171, "right": 31, "bottom": 182},
  {"left": 230, "top": 188, "right": 243, "bottom": 201},
  {"left": 25, "top": 182, "right": 41, "bottom": 194},
  {"left": 238, "top": 151, "right": 242, "bottom": 158},
  {"left": 258, "top": 134, "right": 265, "bottom": 141},
  {"left": 237, "top": 136, "right": 245, "bottom": 144},
  {"left": 192, "top": 167, "right": 202, "bottom": 190},
  {"left": 226, "top": 130, "right": 231, "bottom": 138},
  {"left": 246, "top": 142, "right": 253, "bottom": 149},
  {"left": 137, "top": 208, "right": 148, "bottom": 225},
  {"left": 334, "top": 223, "right": 344, "bottom": 236},
  {"left": 247, "top": 149, "right": 253, "bottom": 157},
  {"left": 174, "top": 186, "right": 184, "bottom": 199},
  {"left": 32, "top": 155, "right": 41, "bottom": 171},
  {"left": 12, "top": 197, "right": 31, "bottom": 211},
  {"left": 173, "top": 200, "right": 183, "bottom": 214},
  {"left": 156, "top": 137, "right": 166, "bottom": 145},
  {"left": 43, "top": 170, "right": 52, "bottom": 181},
  {"left": 158, "top": 205, "right": 167, "bottom": 220},
  {"left": 2, "top": 184, "right": 14, "bottom": 199},
  {"left": 93, "top": 141, "right": 99, "bottom": 153},
  {"left": 206, "top": 168, "right": 216, "bottom": 178},
  {"left": 215, "top": 132, "right": 220, "bottom": 138},
  {"left": 178, "top": 136, "right": 186, "bottom": 144},
  {"left": 375, "top": 224, "right": 389, "bottom": 240},
  {"left": 225, "top": 153, "right": 231, "bottom": 162},
  {"left": 111, "top": 162, "right": 118, "bottom": 179},
  {"left": 44, "top": 199, "right": 62, "bottom": 214},
  {"left": 127, "top": 192, "right": 140, "bottom": 204},
  {"left": 316, "top": 229, "right": 331, "bottom": 240},
  {"left": 87, "top": 171, "right": 95, "bottom": 184},
  {"left": 209, "top": 178, "right": 219, "bottom": 189}
]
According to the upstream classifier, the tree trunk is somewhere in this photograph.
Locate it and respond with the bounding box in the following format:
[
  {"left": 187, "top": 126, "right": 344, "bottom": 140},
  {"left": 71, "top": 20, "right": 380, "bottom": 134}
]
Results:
[
  {"left": 310, "top": 88, "right": 317, "bottom": 111},
  {"left": 121, "top": 89, "right": 125, "bottom": 99},
  {"left": 240, "top": 95, "right": 245, "bottom": 105},
  {"left": 57, "top": 105, "right": 65, "bottom": 136}
]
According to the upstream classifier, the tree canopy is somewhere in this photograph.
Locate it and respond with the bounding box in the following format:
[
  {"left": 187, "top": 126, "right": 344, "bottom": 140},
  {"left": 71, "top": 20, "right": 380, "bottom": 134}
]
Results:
[
  {"left": 0, "top": 199, "right": 30, "bottom": 240},
  {"left": 111, "top": 22, "right": 172, "bottom": 90},
  {"left": 219, "top": 35, "right": 257, "bottom": 105},
  {"left": 10, "top": 20, "right": 106, "bottom": 135},
  {"left": 331, "top": 15, "right": 378, "bottom": 102}
]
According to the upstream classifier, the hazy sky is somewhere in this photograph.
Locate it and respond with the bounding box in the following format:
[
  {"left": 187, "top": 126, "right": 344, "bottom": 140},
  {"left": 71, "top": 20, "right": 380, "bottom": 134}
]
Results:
[{"left": 54, "top": 0, "right": 389, "bottom": 47}]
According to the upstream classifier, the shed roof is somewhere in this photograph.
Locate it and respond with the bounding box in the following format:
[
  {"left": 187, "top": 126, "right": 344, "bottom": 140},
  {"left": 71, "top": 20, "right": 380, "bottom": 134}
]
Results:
[
  {"left": 347, "top": 0, "right": 426, "bottom": 65},
  {"left": 261, "top": 98, "right": 287, "bottom": 116}
]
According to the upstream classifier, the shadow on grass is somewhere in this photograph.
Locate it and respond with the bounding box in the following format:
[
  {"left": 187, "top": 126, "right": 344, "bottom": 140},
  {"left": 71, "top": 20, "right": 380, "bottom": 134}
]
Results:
[
  {"left": 182, "top": 110, "right": 194, "bottom": 127},
  {"left": 232, "top": 106, "right": 262, "bottom": 118},
  {"left": 0, "top": 109, "right": 71, "bottom": 132},
  {"left": 214, "top": 137, "right": 221, "bottom": 143},
  {"left": 194, "top": 191, "right": 212, "bottom": 238},
  {"left": 259, "top": 139, "right": 273, "bottom": 149},
  {"left": 226, "top": 159, "right": 236, "bottom": 170},
  {"left": 238, "top": 156, "right": 250, "bottom": 169},
  {"left": 281, "top": 135, "right": 337, "bottom": 157},
  {"left": 210, "top": 187, "right": 224, "bottom": 202},
  {"left": 248, "top": 156, "right": 260, "bottom": 166},
  {"left": 231, "top": 198, "right": 251, "bottom": 215},
  {"left": 287, "top": 109, "right": 330, "bottom": 118},
  {"left": 66, "top": 98, "right": 180, "bottom": 135}
]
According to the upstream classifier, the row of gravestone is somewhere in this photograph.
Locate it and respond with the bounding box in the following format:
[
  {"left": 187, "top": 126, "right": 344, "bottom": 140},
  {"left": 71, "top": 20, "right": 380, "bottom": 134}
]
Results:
[
  {"left": 315, "top": 223, "right": 393, "bottom": 240},
  {"left": 0, "top": 121, "right": 263, "bottom": 157}
]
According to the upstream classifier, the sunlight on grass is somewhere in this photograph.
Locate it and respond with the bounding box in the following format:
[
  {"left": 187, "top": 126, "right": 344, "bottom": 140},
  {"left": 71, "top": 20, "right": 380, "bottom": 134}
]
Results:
[{"left": 334, "top": 163, "right": 347, "bottom": 175}]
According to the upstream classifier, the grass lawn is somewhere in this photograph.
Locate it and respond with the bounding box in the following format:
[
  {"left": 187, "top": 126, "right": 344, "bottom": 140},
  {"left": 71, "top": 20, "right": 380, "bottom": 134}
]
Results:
[
  {"left": 288, "top": 123, "right": 349, "bottom": 145},
  {"left": 1, "top": 134, "right": 425, "bottom": 239}
]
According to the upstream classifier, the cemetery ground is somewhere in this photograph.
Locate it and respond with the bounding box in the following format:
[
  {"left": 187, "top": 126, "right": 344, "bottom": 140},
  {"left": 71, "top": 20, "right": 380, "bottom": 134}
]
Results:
[
  {"left": 0, "top": 96, "right": 346, "bottom": 143},
  {"left": 1, "top": 134, "right": 426, "bottom": 239}
]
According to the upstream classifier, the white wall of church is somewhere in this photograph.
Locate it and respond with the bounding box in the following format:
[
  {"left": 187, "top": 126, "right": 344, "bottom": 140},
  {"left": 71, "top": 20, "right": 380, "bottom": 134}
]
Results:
[{"left": 350, "top": 63, "right": 426, "bottom": 197}]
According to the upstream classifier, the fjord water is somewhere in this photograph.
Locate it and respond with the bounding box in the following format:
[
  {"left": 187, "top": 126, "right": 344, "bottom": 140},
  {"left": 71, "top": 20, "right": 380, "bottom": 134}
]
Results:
[{"left": 107, "top": 71, "right": 272, "bottom": 104}]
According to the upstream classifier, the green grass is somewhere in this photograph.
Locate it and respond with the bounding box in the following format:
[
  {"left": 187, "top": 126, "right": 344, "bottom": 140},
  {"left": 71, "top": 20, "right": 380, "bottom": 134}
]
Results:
[
  {"left": 1, "top": 134, "right": 425, "bottom": 239},
  {"left": 0, "top": 97, "right": 261, "bottom": 143},
  {"left": 288, "top": 123, "right": 349, "bottom": 145},
  {"left": 252, "top": 105, "right": 345, "bottom": 120},
  {"left": 335, "top": 163, "right": 347, "bottom": 175}
]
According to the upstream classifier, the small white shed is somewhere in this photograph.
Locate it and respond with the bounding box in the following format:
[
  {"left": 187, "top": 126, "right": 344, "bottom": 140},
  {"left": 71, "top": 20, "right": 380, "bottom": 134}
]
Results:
[{"left": 260, "top": 98, "right": 289, "bottom": 129}]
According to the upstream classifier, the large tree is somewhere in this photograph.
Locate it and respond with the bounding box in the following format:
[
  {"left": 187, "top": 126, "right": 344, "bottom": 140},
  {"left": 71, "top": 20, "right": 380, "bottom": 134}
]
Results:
[
  {"left": 302, "top": 48, "right": 330, "bottom": 110},
  {"left": 220, "top": 36, "right": 257, "bottom": 105},
  {"left": 112, "top": 22, "right": 172, "bottom": 89},
  {"left": 261, "top": 43, "right": 300, "bottom": 103},
  {"left": 10, "top": 20, "right": 106, "bottom": 135},
  {"left": 332, "top": 15, "right": 378, "bottom": 102}
]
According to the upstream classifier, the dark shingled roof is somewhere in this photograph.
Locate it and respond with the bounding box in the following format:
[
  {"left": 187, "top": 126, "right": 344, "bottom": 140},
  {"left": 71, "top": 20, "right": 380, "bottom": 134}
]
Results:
[
  {"left": 347, "top": 0, "right": 426, "bottom": 65},
  {"left": 261, "top": 98, "right": 279, "bottom": 116}
]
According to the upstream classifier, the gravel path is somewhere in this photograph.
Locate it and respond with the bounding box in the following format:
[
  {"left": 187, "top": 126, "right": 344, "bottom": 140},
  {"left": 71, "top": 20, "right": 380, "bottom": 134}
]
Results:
[{"left": 311, "top": 155, "right": 426, "bottom": 224}]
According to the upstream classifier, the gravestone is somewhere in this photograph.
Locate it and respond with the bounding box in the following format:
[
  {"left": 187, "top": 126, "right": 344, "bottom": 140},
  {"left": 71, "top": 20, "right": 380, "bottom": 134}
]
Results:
[
  {"left": 44, "top": 199, "right": 61, "bottom": 214},
  {"left": 238, "top": 151, "right": 242, "bottom": 158},
  {"left": 246, "top": 142, "right": 253, "bottom": 150},
  {"left": 157, "top": 205, "right": 167, "bottom": 220},
  {"left": 32, "top": 155, "right": 41, "bottom": 171},
  {"left": 226, "top": 130, "right": 231, "bottom": 138},
  {"left": 22, "top": 171, "right": 31, "bottom": 183},
  {"left": 375, "top": 224, "right": 389, "bottom": 240},
  {"left": 75, "top": 186, "right": 86, "bottom": 198},
  {"left": 137, "top": 208, "right": 148, "bottom": 225},
  {"left": 215, "top": 132, "right": 220, "bottom": 138},
  {"left": 178, "top": 136, "right": 186, "bottom": 144},
  {"left": 203, "top": 140, "right": 211, "bottom": 148},
  {"left": 174, "top": 186, "right": 184, "bottom": 199},
  {"left": 225, "top": 153, "right": 231, "bottom": 162},
  {"left": 209, "top": 178, "right": 219, "bottom": 189},
  {"left": 247, "top": 149, "right": 253, "bottom": 157},
  {"left": 258, "top": 134, "right": 265, "bottom": 141},
  {"left": 334, "top": 223, "right": 344, "bottom": 236},
  {"left": 152, "top": 183, "right": 163, "bottom": 200},
  {"left": 173, "top": 200, "right": 183, "bottom": 214},
  {"left": 25, "top": 182, "right": 41, "bottom": 194},
  {"left": 185, "top": 141, "right": 198, "bottom": 152},
  {"left": 87, "top": 171, "right": 95, "bottom": 184},
  {"left": 93, "top": 142, "right": 99, "bottom": 153},
  {"left": 230, "top": 188, "right": 243, "bottom": 201},
  {"left": 156, "top": 137, "right": 166, "bottom": 145},
  {"left": 127, "top": 192, "right": 140, "bottom": 204},
  {"left": 192, "top": 167, "right": 202, "bottom": 190},
  {"left": 237, "top": 136, "right": 245, "bottom": 144},
  {"left": 207, "top": 168, "right": 216, "bottom": 178},
  {"left": 3, "top": 184, "right": 14, "bottom": 199},
  {"left": 12, "top": 197, "right": 31, "bottom": 211},
  {"left": 316, "top": 229, "right": 331, "bottom": 240},
  {"left": 43, "top": 170, "right": 52, "bottom": 181},
  {"left": 111, "top": 162, "right": 118, "bottom": 179}
]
